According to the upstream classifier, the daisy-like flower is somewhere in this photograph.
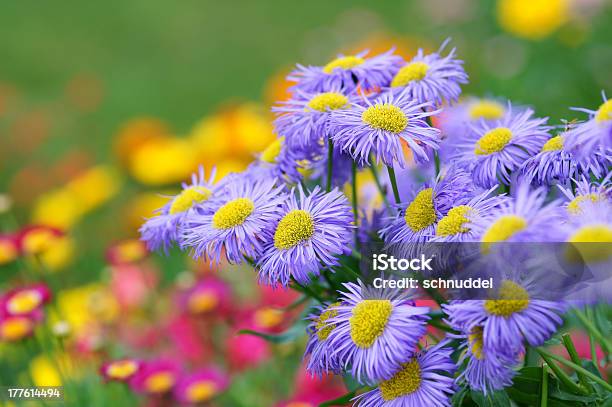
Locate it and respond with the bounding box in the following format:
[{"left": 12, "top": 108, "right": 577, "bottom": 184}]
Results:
[
  {"left": 129, "top": 360, "right": 181, "bottom": 395},
  {"left": 326, "top": 282, "right": 429, "bottom": 383},
  {"left": 519, "top": 132, "right": 611, "bottom": 186},
  {"left": 100, "top": 359, "right": 141, "bottom": 382},
  {"left": 562, "top": 200, "right": 612, "bottom": 261},
  {"left": 1, "top": 284, "right": 51, "bottom": 316},
  {"left": 173, "top": 367, "right": 229, "bottom": 404},
  {"left": 304, "top": 302, "right": 342, "bottom": 376},
  {"left": 558, "top": 175, "right": 611, "bottom": 216},
  {"left": 353, "top": 342, "right": 456, "bottom": 406},
  {"left": 449, "top": 105, "right": 551, "bottom": 188},
  {"left": 181, "top": 177, "right": 287, "bottom": 264},
  {"left": 453, "top": 326, "right": 519, "bottom": 395},
  {"left": 433, "top": 188, "right": 504, "bottom": 242},
  {"left": 380, "top": 168, "right": 475, "bottom": 244},
  {"left": 0, "top": 315, "right": 35, "bottom": 342},
  {"left": 288, "top": 49, "right": 402, "bottom": 93},
  {"left": 389, "top": 40, "right": 468, "bottom": 106},
  {"left": 444, "top": 272, "right": 567, "bottom": 351},
  {"left": 471, "top": 183, "right": 563, "bottom": 247},
  {"left": 273, "top": 88, "right": 355, "bottom": 151},
  {"left": 438, "top": 97, "right": 508, "bottom": 142},
  {"left": 565, "top": 93, "right": 612, "bottom": 157},
  {"left": 329, "top": 91, "right": 441, "bottom": 167},
  {"left": 257, "top": 186, "right": 353, "bottom": 286},
  {"left": 140, "top": 167, "right": 216, "bottom": 253},
  {"left": 245, "top": 136, "right": 303, "bottom": 183},
  {"left": 178, "top": 276, "right": 231, "bottom": 316},
  {"left": 306, "top": 146, "right": 357, "bottom": 190}
]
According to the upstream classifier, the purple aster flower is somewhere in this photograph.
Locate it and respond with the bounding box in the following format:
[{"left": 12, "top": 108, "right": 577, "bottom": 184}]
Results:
[
  {"left": 180, "top": 177, "right": 287, "bottom": 264},
  {"left": 353, "top": 342, "right": 456, "bottom": 406},
  {"left": 449, "top": 104, "right": 551, "bottom": 188},
  {"left": 325, "top": 282, "right": 429, "bottom": 384},
  {"left": 470, "top": 183, "right": 563, "bottom": 246},
  {"left": 139, "top": 167, "right": 216, "bottom": 253},
  {"left": 257, "top": 186, "right": 353, "bottom": 286},
  {"left": 304, "top": 302, "right": 343, "bottom": 377},
  {"left": 129, "top": 359, "right": 181, "bottom": 395},
  {"left": 558, "top": 174, "right": 611, "bottom": 216},
  {"left": 273, "top": 88, "right": 356, "bottom": 152},
  {"left": 173, "top": 367, "right": 229, "bottom": 404},
  {"left": 433, "top": 187, "right": 505, "bottom": 242},
  {"left": 519, "top": 131, "right": 611, "bottom": 186},
  {"left": 288, "top": 49, "right": 403, "bottom": 93},
  {"left": 438, "top": 97, "right": 508, "bottom": 142},
  {"left": 564, "top": 92, "right": 612, "bottom": 158},
  {"left": 306, "top": 145, "right": 358, "bottom": 190},
  {"left": 329, "top": 91, "right": 441, "bottom": 167},
  {"left": 454, "top": 326, "right": 519, "bottom": 394},
  {"left": 245, "top": 136, "right": 303, "bottom": 183},
  {"left": 379, "top": 167, "right": 475, "bottom": 244},
  {"left": 388, "top": 39, "right": 468, "bottom": 106}
]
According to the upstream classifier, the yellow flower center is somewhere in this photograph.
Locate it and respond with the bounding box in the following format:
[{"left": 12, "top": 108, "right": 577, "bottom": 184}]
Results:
[
  {"left": 145, "top": 372, "right": 175, "bottom": 393},
  {"left": 391, "top": 62, "right": 429, "bottom": 87},
  {"left": 362, "top": 104, "right": 408, "bottom": 134},
  {"left": 22, "top": 229, "right": 56, "bottom": 255},
  {"left": 469, "top": 101, "right": 505, "bottom": 120},
  {"left": 484, "top": 280, "right": 530, "bottom": 317},
  {"left": 254, "top": 307, "right": 284, "bottom": 329},
  {"left": 436, "top": 205, "right": 472, "bottom": 236},
  {"left": 315, "top": 302, "right": 340, "bottom": 341},
  {"left": 350, "top": 299, "right": 393, "bottom": 348},
  {"left": 1, "top": 317, "right": 32, "bottom": 341},
  {"left": 323, "top": 56, "right": 365, "bottom": 74},
  {"left": 307, "top": 92, "right": 349, "bottom": 112},
  {"left": 379, "top": 359, "right": 421, "bottom": 400},
  {"left": 595, "top": 100, "right": 612, "bottom": 123},
  {"left": 405, "top": 188, "right": 436, "bottom": 232},
  {"left": 261, "top": 137, "right": 284, "bottom": 164},
  {"left": 273, "top": 210, "right": 315, "bottom": 250},
  {"left": 541, "top": 135, "right": 564, "bottom": 152},
  {"left": 567, "top": 193, "right": 600, "bottom": 215},
  {"left": 468, "top": 327, "right": 485, "bottom": 360},
  {"left": 481, "top": 215, "right": 527, "bottom": 250},
  {"left": 186, "top": 381, "right": 217, "bottom": 402},
  {"left": 188, "top": 291, "right": 219, "bottom": 314},
  {"left": 169, "top": 186, "right": 212, "bottom": 215},
  {"left": 567, "top": 225, "right": 612, "bottom": 263},
  {"left": 212, "top": 198, "right": 255, "bottom": 229},
  {"left": 474, "top": 127, "right": 513, "bottom": 155},
  {"left": 7, "top": 290, "right": 43, "bottom": 315},
  {"left": 107, "top": 360, "right": 139, "bottom": 380}
]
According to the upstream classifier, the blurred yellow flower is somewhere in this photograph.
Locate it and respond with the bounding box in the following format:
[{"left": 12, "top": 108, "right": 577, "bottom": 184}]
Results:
[
  {"left": 31, "top": 189, "right": 81, "bottom": 229},
  {"left": 0, "top": 238, "right": 18, "bottom": 265},
  {"left": 124, "top": 191, "right": 171, "bottom": 232},
  {"left": 113, "top": 117, "right": 170, "bottom": 167},
  {"left": 31, "top": 236, "right": 75, "bottom": 272},
  {"left": 52, "top": 284, "right": 119, "bottom": 334},
  {"left": 497, "top": 0, "right": 569, "bottom": 40},
  {"left": 128, "top": 137, "right": 199, "bottom": 186},
  {"left": 30, "top": 354, "right": 75, "bottom": 386}
]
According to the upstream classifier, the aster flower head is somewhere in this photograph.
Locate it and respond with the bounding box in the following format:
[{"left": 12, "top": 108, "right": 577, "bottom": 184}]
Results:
[
  {"left": 565, "top": 92, "right": 612, "bottom": 158},
  {"left": 325, "top": 282, "right": 430, "bottom": 384},
  {"left": 449, "top": 104, "right": 551, "bottom": 188},
  {"left": 140, "top": 167, "right": 216, "bottom": 253},
  {"left": 173, "top": 367, "right": 229, "bottom": 404},
  {"left": 380, "top": 167, "right": 475, "bottom": 245},
  {"left": 288, "top": 49, "right": 403, "bottom": 93},
  {"left": 329, "top": 91, "right": 441, "bottom": 167},
  {"left": 354, "top": 342, "right": 456, "bottom": 406},
  {"left": 304, "top": 302, "right": 343, "bottom": 377},
  {"left": 129, "top": 360, "right": 181, "bottom": 395},
  {"left": 245, "top": 136, "right": 303, "bottom": 184},
  {"left": 519, "top": 131, "right": 611, "bottom": 186},
  {"left": 100, "top": 359, "right": 141, "bottom": 382},
  {"left": 471, "top": 182, "right": 563, "bottom": 246},
  {"left": 389, "top": 39, "right": 469, "bottom": 106},
  {"left": 181, "top": 177, "right": 287, "bottom": 264},
  {"left": 257, "top": 186, "right": 353, "bottom": 286},
  {"left": 273, "top": 87, "right": 356, "bottom": 152},
  {"left": 439, "top": 97, "right": 508, "bottom": 141},
  {"left": 558, "top": 174, "right": 612, "bottom": 216},
  {"left": 454, "top": 326, "right": 519, "bottom": 394}
]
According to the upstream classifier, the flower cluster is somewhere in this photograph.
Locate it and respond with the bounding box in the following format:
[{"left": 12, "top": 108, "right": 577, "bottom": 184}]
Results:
[{"left": 138, "top": 41, "right": 611, "bottom": 406}]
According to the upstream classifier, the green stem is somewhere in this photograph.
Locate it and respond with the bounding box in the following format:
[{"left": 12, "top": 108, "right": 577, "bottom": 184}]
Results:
[
  {"left": 351, "top": 161, "right": 360, "bottom": 250},
  {"left": 386, "top": 165, "right": 401, "bottom": 205},
  {"left": 368, "top": 158, "right": 391, "bottom": 212},
  {"left": 326, "top": 138, "right": 333, "bottom": 192},
  {"left": 562, "top": 333, "right": 591, "bottom": 390},
  {"left": 540, "top": 363, "right": 549, "bottom": 407},
  {"left": 537, "top": 349, "right": 587, "bottom": 395},
  {"left": 290, "top": 277, "right": 325, "bottom": 304},
  {"left": 537, "top": 348, "right": 612, "bottom": 392},
  {"left": 574, "top": 308, "right": 611, "bottom": 354},
  {"left": 434, "top": 151, "right": 441, "bottom": 177}
]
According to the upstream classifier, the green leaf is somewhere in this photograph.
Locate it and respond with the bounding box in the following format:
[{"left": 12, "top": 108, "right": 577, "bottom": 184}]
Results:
[
  {"left": 238, "top": 320, "right": 307, "bottom": 344},
  {"left": 342, "top": 373, "right": 363, "bottom": 392},
  {"left": 318, "top": 391, "right": 357, "bottom": 407},
  {"left": 470, "top": 390, "right": 511, "bottom": 407}
]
